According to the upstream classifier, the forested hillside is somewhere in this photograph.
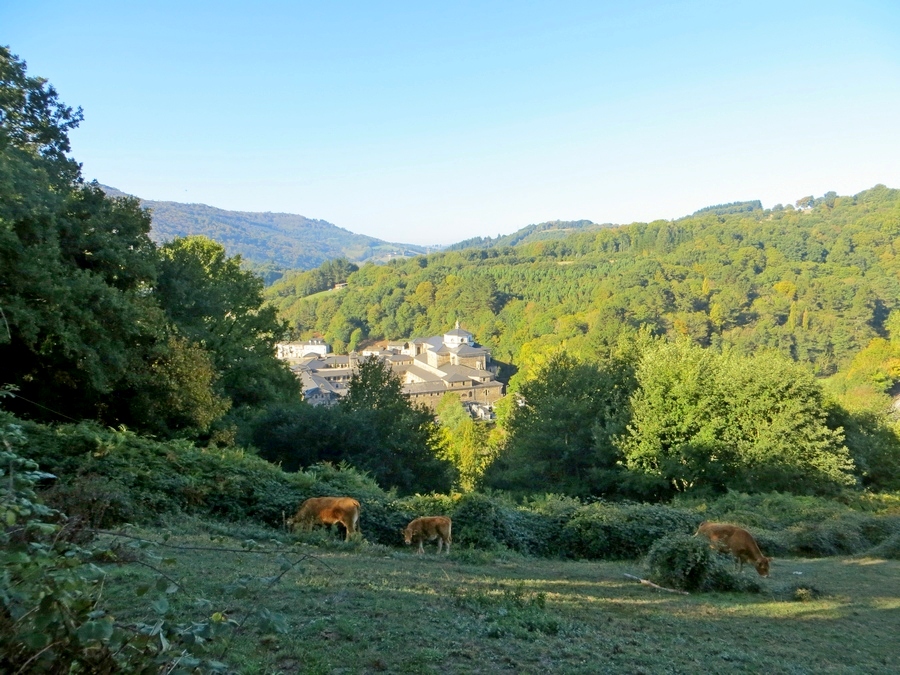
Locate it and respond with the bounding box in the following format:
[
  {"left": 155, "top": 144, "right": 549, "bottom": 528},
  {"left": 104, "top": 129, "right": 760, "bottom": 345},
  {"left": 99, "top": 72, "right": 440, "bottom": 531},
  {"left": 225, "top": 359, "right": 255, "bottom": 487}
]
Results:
[
  {"left": 445, "top": 219, "right": 611, "bottom": 250},
  {"left": 270, "top": 186, "right": 900, "bottom": 380},
  {"left": 100, "top": 185, "right": 427, "bottom": 275}
]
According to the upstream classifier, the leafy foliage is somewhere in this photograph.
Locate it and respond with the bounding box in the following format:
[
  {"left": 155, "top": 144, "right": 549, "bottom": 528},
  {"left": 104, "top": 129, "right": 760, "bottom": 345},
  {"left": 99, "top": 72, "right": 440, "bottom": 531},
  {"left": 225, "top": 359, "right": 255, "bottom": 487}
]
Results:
[
  {"left": 0, "top": 423, "right": 237, "bottom": 673},
  {"left": 485, "top": 351, "right": 635, "bottom": 497},
  {"left": 0, "top": 50, "right": 295, "bottom": 440},
  {"left": 435, "top": 393, "right": 499, "bottom": 491},
  {"left": 645, "top": 534, "right": 762, "bottom": 593},
  {"left": 619, "top": 339, "right": 855, "bottom": 497},
  {"left": 252, "top": 358, "right": 455, "bottom": 495},
  {"left": 155, "top": 235, "right": 299, "bottom": 411}
]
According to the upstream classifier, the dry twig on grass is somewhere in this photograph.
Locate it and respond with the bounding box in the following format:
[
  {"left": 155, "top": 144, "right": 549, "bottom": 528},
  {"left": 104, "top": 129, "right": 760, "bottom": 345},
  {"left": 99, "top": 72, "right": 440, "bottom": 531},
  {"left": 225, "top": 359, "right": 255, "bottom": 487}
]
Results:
[{"left": 623, "top": 573, "right": 689, "bottom": 595}]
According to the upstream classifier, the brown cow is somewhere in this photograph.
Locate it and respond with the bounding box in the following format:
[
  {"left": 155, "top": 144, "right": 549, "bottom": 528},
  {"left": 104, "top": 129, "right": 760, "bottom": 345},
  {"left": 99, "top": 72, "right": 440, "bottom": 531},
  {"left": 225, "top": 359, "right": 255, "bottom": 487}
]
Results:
[
  {"left": 695, "top": 521, "right": 771, "bottom": 577},
  {"left": 287, "top": 497, "right": 360, "bottom": 541},
  {"left": 403, "top": 516, "right": 452, "bottom": 554}
]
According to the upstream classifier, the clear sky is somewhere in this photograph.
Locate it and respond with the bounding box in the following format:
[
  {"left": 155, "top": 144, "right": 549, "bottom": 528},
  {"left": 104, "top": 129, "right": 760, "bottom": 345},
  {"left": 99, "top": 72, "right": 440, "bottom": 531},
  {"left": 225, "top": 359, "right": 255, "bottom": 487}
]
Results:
[{"left": 4, "top": 1, "right": 899, "bottom": 245}]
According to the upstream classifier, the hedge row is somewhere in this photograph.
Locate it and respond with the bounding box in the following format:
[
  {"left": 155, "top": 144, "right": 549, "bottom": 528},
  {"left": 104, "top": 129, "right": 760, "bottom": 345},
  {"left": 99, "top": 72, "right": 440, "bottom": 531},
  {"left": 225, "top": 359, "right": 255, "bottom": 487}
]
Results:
[{"left": 10, "top": 414, "right": 900, "bottom": 560}]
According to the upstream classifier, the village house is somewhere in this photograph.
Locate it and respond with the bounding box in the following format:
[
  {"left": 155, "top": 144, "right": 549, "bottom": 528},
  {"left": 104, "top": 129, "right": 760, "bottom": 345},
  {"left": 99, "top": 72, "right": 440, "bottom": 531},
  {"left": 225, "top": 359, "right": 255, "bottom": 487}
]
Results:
[
  {"left": 279, "top": 324, "right": 504, "bottom": 416},
  {"left": 276, "top": 338, "right": 330, "bottom": 363}
]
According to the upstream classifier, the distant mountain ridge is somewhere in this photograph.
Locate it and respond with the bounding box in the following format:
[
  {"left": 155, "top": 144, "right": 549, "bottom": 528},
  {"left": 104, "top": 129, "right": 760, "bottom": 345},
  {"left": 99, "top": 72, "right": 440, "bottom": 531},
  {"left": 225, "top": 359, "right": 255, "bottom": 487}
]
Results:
[{"left": 99, "top": 185, "right": 427, "bottom": 272}]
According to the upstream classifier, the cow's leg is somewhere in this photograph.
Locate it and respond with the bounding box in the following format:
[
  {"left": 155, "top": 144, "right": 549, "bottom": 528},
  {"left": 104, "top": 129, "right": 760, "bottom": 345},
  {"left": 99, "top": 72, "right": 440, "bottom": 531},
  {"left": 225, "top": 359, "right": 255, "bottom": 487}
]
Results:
[
  {"left": 417, "top": 539, "right": 424, "bottom": 554},
  {"left": 445, "top": 539, "right": 450, "bottom": 554}
]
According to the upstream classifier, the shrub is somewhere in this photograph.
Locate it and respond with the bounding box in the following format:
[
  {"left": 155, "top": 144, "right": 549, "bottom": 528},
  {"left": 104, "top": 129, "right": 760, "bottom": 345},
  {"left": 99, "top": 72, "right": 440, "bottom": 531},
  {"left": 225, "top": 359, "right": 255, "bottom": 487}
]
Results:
[
  {"left": 0, "top": 423, "right": 235, "bottom": 673},
  {"left": 645, "top": 534, "right": 762, "bottom": 593},
  {"left": 42, "top": 473, "right": 138, "bottom": 529},
  {"left": 562, "top": 502, "right": 700, "bottom": 560},
  {"left": 451, "top": 492, "right": 511, "bottom": 551},
  {"left": 448, "top": 492, "right": 542, "bottom": 553},
  {"left": 863, "top": 532, "right": 900, "bottom": 559},
  {"left": 645, "top": 534, "right": 713, "bottom": 591},
  {"left": 398, "top": 492, "right": 458, "bottom": 517},
  {"left": 680, "top": 491, "right": 853, "bottom": 529},
  {"left": 785, "top": 513, "right": 900, "bottom": 557}
]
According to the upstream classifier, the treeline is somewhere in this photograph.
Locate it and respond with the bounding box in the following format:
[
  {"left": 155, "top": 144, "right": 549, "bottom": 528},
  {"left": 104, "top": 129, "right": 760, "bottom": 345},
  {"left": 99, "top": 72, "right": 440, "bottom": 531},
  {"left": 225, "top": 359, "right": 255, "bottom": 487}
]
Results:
[
  {"left": 0, "top": 47, "right": 298, "bottom": 441},
  {"left": 486, "top": 337, "right": 900, "bottom": 501},
  {"left": 445, "top": 219, "right": 606, "bottom": 251}
]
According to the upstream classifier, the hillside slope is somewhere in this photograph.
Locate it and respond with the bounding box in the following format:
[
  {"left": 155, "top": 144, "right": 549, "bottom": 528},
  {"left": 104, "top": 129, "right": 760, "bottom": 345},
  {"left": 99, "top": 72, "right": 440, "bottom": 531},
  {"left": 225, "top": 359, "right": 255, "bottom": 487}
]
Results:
[
  {"left": 99, "top": 185, "right": 426, "bottom": 270},
  {"left": 272, "top": 185, "right": 900, "bottom": 379},
  {"left": 445, "top": 219, "right": 612, "bottom": 250}
]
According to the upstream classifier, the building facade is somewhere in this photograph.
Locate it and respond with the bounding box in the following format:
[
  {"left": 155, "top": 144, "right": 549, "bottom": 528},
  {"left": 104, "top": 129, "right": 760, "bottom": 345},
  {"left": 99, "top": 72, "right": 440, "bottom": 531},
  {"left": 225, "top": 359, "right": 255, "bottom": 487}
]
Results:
[{"left": 284, "top": 324, "right": 504, "bottom": 415}]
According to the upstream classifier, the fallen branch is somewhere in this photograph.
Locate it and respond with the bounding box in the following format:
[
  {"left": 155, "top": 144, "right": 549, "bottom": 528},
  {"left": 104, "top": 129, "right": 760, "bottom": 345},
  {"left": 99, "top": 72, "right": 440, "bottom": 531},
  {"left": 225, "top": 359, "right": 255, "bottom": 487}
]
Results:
[{"left": 623, "top": 573, "right": 689, "bottom": 595}]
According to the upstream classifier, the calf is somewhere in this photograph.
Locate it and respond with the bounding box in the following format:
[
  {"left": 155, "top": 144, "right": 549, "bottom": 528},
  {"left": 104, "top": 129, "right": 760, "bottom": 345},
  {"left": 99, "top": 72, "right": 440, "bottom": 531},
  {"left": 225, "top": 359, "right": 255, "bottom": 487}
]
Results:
[
  {"left": 403, "top": 516, "right": 452, "bottom": 554},
  {"left": 695, "top": 521, "right": 770, "bottom": 577},
  {"left": 287, "top": 497, "right": 360, "bottom": 541}
]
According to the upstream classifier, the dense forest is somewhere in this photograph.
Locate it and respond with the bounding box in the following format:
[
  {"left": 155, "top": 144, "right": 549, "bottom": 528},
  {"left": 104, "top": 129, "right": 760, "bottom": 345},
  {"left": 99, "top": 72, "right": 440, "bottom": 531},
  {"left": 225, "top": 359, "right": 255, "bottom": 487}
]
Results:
[
  {"left": 265, "top": 184, "right": 900, "bottom": 498},
  {"left": 269, "top": 186, "right": 900, "bottom": 382},
  {"left": 444, "top": 219, "right": 610, "bottom": 251}
]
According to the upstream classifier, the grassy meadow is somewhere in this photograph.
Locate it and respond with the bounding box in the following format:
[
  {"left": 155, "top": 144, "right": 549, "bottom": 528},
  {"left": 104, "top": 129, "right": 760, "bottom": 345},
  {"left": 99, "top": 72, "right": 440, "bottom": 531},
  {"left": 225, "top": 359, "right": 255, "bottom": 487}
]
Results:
[{"left": 100, "top": 520, "right": 900, "bottom": 675}]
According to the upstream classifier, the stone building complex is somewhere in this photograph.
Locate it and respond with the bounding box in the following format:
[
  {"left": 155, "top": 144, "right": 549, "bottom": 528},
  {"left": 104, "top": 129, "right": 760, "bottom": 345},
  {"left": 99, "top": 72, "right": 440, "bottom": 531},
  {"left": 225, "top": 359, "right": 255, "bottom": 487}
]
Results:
[{"left": 276, "top": 324, "right": 504, "bottom": 417}]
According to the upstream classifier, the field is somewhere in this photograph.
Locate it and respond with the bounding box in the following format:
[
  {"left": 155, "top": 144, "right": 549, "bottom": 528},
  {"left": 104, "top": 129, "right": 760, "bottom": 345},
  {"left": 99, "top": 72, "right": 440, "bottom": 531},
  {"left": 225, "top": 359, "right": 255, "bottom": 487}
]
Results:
[{"left": 101, "top": 520, "right": 900, "bottom": 675}]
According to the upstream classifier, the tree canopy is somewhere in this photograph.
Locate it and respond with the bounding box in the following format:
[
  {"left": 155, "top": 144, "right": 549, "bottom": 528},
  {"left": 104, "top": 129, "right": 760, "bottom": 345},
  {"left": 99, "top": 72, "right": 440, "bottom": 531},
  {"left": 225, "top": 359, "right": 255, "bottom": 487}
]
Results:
[
  {"left": 253, "top": 357, "right": 454, "bottom": 495},
  {"left": 0, "top": 47, "right": 296, "bottom": 438}
]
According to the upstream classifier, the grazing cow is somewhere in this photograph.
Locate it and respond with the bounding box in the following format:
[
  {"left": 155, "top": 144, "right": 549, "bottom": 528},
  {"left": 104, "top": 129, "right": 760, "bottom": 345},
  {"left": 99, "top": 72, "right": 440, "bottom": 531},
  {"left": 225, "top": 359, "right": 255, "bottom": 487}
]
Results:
[
  {"left": 695, "top": 521, "right": 771, "bottom": 577},
  {"left": 287, "top": 497, "right": 360, "bottom": 541},
  {"left": 403, "top": 516, "right": 452, "bottom": 554}
]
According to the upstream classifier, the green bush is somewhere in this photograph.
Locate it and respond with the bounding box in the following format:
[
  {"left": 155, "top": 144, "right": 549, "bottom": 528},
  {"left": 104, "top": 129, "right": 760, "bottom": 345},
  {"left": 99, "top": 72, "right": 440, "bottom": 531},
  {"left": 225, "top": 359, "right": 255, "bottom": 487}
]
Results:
[
  {"left": 786, "top": 513, "right": 899, "bottom": 557},
  {"left": 681, "top": 491, "right": 856, "bottom": 529},
  {"left": 0, "top": 423, "right": 232, "bottom": 673},
  {"left": 451, "top": 492, "right": 512, "bottom": 550},
  {"left": 645, "top": 534, "right": 762, "bottom": 593},
  {"left": 398, "top": 492, "right": 457, "bottom": 517},
  {"left": 42, "top": 473, "right": 138, "bottom": 529},
  {"left": 562, "top": 502, "right": 700, "bottom": 560},
  {"left": 863, "top": 532, "right": 900, "bottom": 559},
  {"left": 645, "top": 534, "right": 713, "bottom": 591}
]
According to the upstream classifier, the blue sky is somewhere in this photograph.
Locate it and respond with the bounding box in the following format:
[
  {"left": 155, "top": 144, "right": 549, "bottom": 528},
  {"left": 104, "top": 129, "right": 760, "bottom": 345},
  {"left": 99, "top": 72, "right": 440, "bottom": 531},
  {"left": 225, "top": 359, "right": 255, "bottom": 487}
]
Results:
[{"left": 4, "top": 1, "right": 899, "bottom": 245}]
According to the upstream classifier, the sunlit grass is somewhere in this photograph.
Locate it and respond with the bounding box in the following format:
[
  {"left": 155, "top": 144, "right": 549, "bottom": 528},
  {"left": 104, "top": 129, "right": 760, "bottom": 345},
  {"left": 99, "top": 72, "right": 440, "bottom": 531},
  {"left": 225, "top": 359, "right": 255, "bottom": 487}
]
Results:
[{"left": 97, "top": 523, "right": 900, "bottom": 674}]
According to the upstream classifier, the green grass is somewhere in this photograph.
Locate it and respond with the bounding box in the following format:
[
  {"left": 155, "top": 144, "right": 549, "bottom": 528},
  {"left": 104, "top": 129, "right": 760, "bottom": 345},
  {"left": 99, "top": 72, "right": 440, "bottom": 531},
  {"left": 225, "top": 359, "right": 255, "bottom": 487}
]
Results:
[{"left": 100, "top": 521, "right": 900, "bottom": 674}]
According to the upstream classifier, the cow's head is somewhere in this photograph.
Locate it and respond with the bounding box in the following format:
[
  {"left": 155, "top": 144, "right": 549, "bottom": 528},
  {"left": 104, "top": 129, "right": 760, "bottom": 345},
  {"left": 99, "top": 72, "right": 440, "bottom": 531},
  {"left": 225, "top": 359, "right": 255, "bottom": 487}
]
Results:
[
  {"left": 402, "top": 527, "right": 413, "bottom": 545},
  {"left": 754, "top": 557, "right": 771, "bottom": 577}
]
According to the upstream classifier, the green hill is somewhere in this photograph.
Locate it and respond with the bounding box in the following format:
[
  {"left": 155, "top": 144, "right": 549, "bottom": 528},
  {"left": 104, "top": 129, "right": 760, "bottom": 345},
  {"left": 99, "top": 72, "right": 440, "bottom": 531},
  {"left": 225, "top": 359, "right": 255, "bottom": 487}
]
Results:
[
  {"left": 272, "top": 184, "right": 900, "bottom": 380},
  {"left": 99, "top": 185, "right": 427, "bottom": 272},
  {"left": 445, "top": 219, "right": 613, "bottom": 250}
]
